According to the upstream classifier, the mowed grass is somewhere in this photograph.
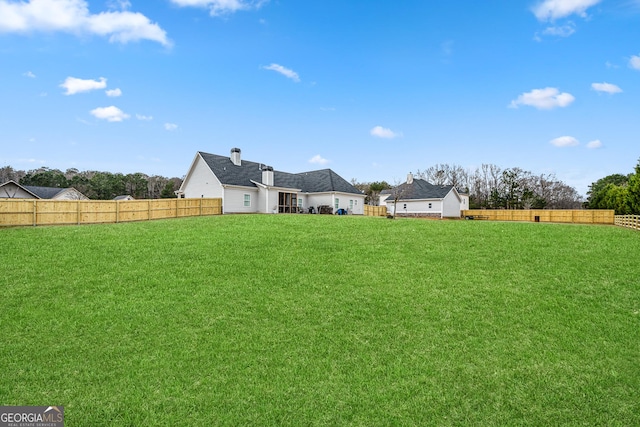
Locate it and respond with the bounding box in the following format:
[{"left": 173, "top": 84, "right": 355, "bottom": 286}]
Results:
[{"left": 1, "top": 215, "right": 639, "bottom": 426}]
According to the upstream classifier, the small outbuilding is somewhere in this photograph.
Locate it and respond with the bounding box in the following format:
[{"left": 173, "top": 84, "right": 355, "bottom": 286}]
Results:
[{"left": 380, "top": 173, "right": 468, "bottom": 218}]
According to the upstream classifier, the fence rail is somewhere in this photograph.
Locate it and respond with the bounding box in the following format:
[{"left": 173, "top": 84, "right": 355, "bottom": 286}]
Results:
[
  {"left": 0, "top": 198, "right": 222, "bottom": 227},
  {"left": 462, "top": 209, "right": 615, "bottom": 224},
  {"left": 615, "top": 215, "right": 640, "bottom": 230},
  {"left": 364, "top": 205, "right": 387, "bottom": 217}
]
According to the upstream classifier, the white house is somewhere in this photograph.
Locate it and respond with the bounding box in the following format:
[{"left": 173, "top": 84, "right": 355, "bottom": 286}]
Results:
[
  {"left": 380, "top": 173, "right": 467, "bottom": 218},
  {"left": 0, "top": 180, "right": 88, "bottom": 200},
  {"left": 176, "top": 148, "right": 365, "bottom": 214}
]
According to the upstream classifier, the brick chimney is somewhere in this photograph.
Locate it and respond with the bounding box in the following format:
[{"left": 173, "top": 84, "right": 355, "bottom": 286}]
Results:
[
  {"left": 230, "top": 147, "right": 241, "bottom": 166},
  {"left": 262, "top": 166, "right": 274, "bottom": 186}
]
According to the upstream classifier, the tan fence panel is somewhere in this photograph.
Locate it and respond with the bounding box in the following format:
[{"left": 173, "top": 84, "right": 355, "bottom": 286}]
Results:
[
  {"left": 0, "top": 198, "right": 222, "bottom": 227},
  {"left": 117, "top": 200, "right": 151, "bottom": 222},
  {"left": 201, "top": 198, "right": 223, "bottom": 216},
  {"left": 364, "top": 205, "right": 387, "bottom": 217},
  {"left": 36, "top": 200, "right": 79, "bottom": 225},
  {"left": 150, "top": 199, "right": 177, "bottom": 220},
  {"left": 462, "top": 209, "right": 614, "bottom": 224},
  {"left": 80, "top": 201, "right": 117, "bottom": 224},
  {"left": 177, "top": 198, "right": 202, "bottom": 217},
  {"left": 615, "top": 215, "right": 640, "bottom": 230},
  {"left": 0, "top": 200, "right": 36, "bottom": 226}
]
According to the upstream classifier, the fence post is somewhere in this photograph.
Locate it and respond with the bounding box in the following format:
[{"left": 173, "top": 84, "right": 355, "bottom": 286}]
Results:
[{"left": 33, "top": 200, "right": 37, "bottom": 226}]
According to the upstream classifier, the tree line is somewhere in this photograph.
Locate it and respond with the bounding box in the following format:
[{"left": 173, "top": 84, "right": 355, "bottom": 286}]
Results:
[
  {"left": 353, "top": 163, "right": 584, "bottom": 209},
  {"left": 0, "top": 166, "right": 182, "bottom": 200},
  {"left": 585, "top": 159, "right": 640, "bottom": 214}
]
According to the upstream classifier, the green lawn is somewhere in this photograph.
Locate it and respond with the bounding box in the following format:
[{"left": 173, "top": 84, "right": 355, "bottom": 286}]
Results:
[{"left": 1, "top": 215, "right": 639, "bottom": 426}]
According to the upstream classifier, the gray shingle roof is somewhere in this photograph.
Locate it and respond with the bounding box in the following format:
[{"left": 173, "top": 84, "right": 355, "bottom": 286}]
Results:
[
  {"left": 383, "top": 179, "right": 455, "bottom": 200},
  {"left": 23, "top": 185, "right": 66, "bottom": 199},
  {"left": 198, "top": 151, "right": 362, "bottom": 195}
]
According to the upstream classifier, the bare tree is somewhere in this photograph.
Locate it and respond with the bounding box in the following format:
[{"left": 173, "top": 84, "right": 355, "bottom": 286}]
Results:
[
  {"left": 387, "top": 176, "right": 414, "bottom": 219},
  {"left": 0, "top": 166, "right": 25, "bottom": 183}
]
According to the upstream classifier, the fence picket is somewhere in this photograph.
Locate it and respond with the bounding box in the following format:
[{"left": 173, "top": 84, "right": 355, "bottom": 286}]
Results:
[
  {"left": 615, "top": 215, "right": 640, "bottom": 230},
  {"left": 462, "top": 210, "right": 614, "bottom": 224},
  {"left": 0, "top": 198, "right": 222, "bottom": 227}
]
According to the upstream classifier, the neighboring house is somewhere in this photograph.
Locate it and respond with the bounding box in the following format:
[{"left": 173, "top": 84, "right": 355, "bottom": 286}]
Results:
[
  {"left": 380, "top": 173, "right": 467, "bottom": 218},
  {"left": 0, "top": 180, "right": 88, "bottom": 200},
  {"left": 114, "top": 195, "right": 135, "bottom": 201},
  {"left": 176, "top": 148, "right": 365, "bottom": 214}
]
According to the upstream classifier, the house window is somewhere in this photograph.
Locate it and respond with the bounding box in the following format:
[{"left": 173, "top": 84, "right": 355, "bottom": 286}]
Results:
[
  {"left": 334, "top": 198, "right": 339, "bottom": 210},
  {"left": 244, "top": 194, "right": 251, "bottom": 207},
  {"left": 298, "top": 198, "right": 303, "bottom": 209}
]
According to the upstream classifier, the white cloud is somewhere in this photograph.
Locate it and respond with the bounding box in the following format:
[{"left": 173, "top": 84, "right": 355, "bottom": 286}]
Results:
[
  {"left": 23, "top": 71, "right": 36, "bottom": 78},
  {"left": 629, "top": 55, "right": 640, "bottom": 70},
  {"left": 509, "top": 87, "right": 575, "bottom": 110},
  {"left": 60, "top": 76, "right": 107, "bottom": 95},
  {"left": 169, "top": 0, "right": 268, "bottom": 16},
  {"left": 90, "top": 106, "right": 130, "bottom": 122},
  {"left": 107, "top": 0, "right": 131, "bottom": 10},
  {"left": 164, "top": 123, "right": 178, "bottom": 131},
  {"left": 586, "top": 139, "right": 602, "bottom": 149},
  {"left": 550, "top": 136, "right": 580, "bottom": 147},
  {"left": 532, "top": 0, "right": 601, "bottom": 21},
  {"left": 105, "top": 88, "right": 122, "bottom": 97},
  {"left": 541, "top": 23, "right": 576, "bottom": 37},
  {"left": 309, "top": 154, "right": 329, "bottom": 165},
  {"left": 591, "top": 82, "right": 622, "bottom": 94},
  {"left": 370, "top": 126, "right": 402, "bottom": 139},
  {"left": 136, "top": 114, "right": 153, "bottom": 121},
  {"left": 0, "top": 0, "right": 170, "bottom": 46},
  {"left": 262, "top": 63, "right": 300, "bottom": 82}
]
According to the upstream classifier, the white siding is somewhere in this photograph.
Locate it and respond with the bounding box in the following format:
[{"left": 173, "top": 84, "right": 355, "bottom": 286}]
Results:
[
  {"left": 256, "top": 187, "right": 280, "bottom": 213},
  {"left": 52, "top": 188, "right": 88, "bottom": 200},
  {"left": 442, "top": 190, "right": 462, "bottom": 217},
  {"left": 387, "top": 199, "right": 442, "bottom": 216},
  {"left": 306, "top": 192, "right": 365, "bottom": 214},
  {"left": 224, "top": 187, "right": 259, "bottom": 213},
  {"left": 180, "top": 155, "right": 223, "bottom": 199},
  {"left": 459, "top": 194, "right": 469, "bottom": 210}
]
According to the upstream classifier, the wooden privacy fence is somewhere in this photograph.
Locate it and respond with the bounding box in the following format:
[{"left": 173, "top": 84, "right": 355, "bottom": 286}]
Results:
[
  {"left": 615, "top": 215, "right": 640, "bottom": 230},
  {"left": 462, "top": 209, "right": 615, "bottom": 225},
  {"left": 0, "top": 198, "right": 222, "bottom": 227},
  {"left": 364, "top": 205, "right": 387, "bottom": 217}
]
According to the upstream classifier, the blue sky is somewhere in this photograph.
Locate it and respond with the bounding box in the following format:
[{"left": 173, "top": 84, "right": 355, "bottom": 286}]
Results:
[{"left": 1, "top": 0, "right": 639, "bottom": 195}]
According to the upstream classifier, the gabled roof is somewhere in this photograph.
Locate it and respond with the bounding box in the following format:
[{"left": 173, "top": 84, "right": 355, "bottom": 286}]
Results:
[
  {"left": 198, "top": 151, "right": 362, "bottom": 195},
  {"left": 23, "top": 185, "right": 67, "bottom": 199},
  {"left": 382, "top": 179, "right": 457, "bottom": 200},
  {"left": 0, "top": 180, "right": 87, "bottom": 199},
  {"left": 0, "top": 180, "right": 39, "bottom": 198}
]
